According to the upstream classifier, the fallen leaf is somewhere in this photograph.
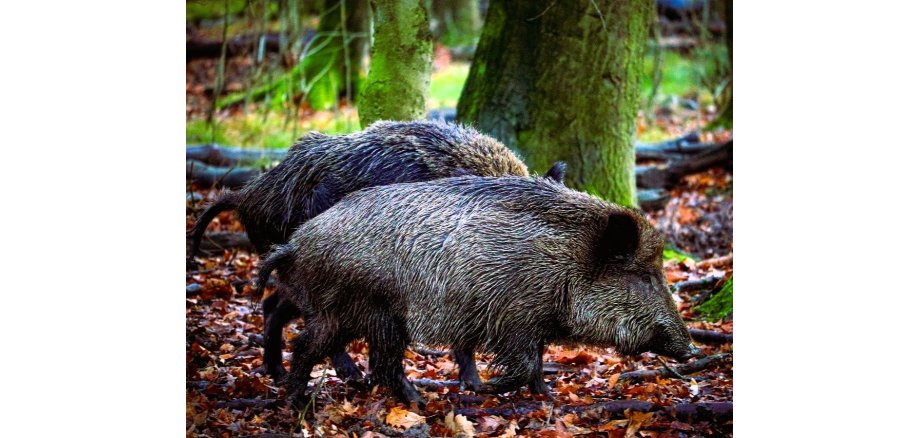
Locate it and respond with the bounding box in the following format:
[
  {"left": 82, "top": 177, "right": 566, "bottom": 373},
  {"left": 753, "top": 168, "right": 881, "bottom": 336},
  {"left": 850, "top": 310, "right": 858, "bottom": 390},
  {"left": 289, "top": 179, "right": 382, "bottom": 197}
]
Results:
[
  {"left": 608, "top": 373, "right": 621, "bottom": 388},
  {"left": 478, "top": 415, "right": 505, "bottom": 433},
  {"left": 444, "top": 411, "right": 476, "bottom": 437},
  {"left": 624, "top": 410, "right": 655, "bottom": 438},
  {"left": 386, "top": 407, "right": 426, "bottom": 430},
  {"left": 689, "top": 378, "right": 699, "bottom": 397},
  {"left": 498, "top": 420, "right": 519, "bottom": 438}
]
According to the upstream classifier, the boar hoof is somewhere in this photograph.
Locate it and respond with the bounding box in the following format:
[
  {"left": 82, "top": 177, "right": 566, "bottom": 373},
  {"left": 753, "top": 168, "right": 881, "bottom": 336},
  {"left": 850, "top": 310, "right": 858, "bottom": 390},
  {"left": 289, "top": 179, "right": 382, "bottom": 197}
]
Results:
[
  {"left": 528, "top": 379, "right": 553, "bottom": 399},
  {"left": 266, "top": 365, "right": 287, "bottom": 382},
  {"left": 459, "top": 371, "right": 483, "bottom": 392},
  {"left": 478, "top": 379, "right": 520, "bottom": 395},
  {"left": 395, "top": 380, "right": 426, "bottom": 407},
  {"left": 331, "top": 353, "right": 364, "bottom": 381}
]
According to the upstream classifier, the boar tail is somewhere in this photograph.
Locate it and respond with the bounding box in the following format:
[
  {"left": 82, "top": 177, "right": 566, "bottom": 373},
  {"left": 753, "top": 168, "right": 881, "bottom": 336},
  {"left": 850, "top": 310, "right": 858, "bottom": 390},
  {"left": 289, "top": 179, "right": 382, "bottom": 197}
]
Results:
[
  {"left": 253, "top": 244, "right": 294, "bottom": 303},
  {"left": 187, "top": 191, "right": 240, "bottom": 261}
]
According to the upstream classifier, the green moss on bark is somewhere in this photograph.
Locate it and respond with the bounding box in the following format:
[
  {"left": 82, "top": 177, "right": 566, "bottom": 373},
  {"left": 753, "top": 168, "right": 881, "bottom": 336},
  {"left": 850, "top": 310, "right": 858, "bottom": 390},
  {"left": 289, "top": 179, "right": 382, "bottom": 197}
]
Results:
[
  {"left": 458, "top": 0, "right": 653, "bottom": 207},
  {"left": 697, "top": 277, "right": 733, "bottom": 321},
  {"left": 358, "top": 0, "right": 433, "bottom": 126}
]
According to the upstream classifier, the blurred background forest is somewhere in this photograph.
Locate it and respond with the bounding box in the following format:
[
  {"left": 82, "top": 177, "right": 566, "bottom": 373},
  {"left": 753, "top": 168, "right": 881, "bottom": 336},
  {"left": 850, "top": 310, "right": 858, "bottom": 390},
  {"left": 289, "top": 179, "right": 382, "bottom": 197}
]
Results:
[{"left": 187, "top": 0, "right": 733, "bottom": 435}]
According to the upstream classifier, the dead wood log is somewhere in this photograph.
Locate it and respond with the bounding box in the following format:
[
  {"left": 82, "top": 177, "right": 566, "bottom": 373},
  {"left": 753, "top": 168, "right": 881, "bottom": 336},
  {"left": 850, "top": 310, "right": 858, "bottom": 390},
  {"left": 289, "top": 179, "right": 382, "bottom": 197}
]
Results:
[
  {"left": 635, "top": 131, "right": 702, "bottom": 160},
  {"left": 187, "top": 144, "right": 288, "bottom": 167},
  {"left": 638, "top": 189, "right": 669, "bottom": 211},
  {"left": 688, "top": 329, "right": 733, "bottom": 345},
  {"left": 636, "top": 140, "right": 732, "bottom": 189},
  {"left": 453, "top": 400, "right": 731, "bottom": 422},
  {"left": 192, "top": 231, "right": 254, "bottom": 255},
  {"left": 186, "top": 31, "right": 314, "bottom": 61},
  {"left": 187, "top": 160, "right": 260, "bottom": 189}
]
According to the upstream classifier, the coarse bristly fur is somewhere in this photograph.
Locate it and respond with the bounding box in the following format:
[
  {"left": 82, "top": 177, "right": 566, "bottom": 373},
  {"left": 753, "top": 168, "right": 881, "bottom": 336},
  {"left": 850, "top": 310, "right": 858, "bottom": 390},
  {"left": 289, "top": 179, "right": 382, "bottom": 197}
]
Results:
[
  {"left": 256, "top": 176, "right": 701, "bottom": 406},
  {"left": 187, "top": 120, "right": 548, "bottom": 387}
]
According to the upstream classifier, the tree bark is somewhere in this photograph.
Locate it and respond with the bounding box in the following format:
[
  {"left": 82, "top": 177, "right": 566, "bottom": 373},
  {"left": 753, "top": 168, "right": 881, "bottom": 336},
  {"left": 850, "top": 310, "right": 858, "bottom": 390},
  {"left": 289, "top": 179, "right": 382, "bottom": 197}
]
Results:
[
  {"left": 359, "top": 0, "right": 433, "bottom": 126},
  {"left": 458, "top": 0, "right": 654, "bottom": 207}
]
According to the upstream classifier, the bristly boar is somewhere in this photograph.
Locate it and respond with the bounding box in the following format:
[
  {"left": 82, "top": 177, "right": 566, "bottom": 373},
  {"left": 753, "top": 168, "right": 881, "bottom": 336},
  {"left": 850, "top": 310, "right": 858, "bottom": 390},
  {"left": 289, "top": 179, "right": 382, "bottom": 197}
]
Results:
[
  {"left": 254, "top": 176, "right": 702, "bottom": 406},
  {"left": 187, "top": 120, "right": 565, "bottom": 386}
]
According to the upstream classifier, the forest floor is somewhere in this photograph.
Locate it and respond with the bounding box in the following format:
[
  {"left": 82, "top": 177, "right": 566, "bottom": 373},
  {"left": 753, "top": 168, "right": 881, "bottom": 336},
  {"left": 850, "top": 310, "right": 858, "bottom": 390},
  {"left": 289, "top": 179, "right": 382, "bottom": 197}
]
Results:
[
  {"left": 186, "top": 166, "right": 733, "bottom": 438},
  {"left": 186, "top": 25, "right": 733, "bottom": 437}
]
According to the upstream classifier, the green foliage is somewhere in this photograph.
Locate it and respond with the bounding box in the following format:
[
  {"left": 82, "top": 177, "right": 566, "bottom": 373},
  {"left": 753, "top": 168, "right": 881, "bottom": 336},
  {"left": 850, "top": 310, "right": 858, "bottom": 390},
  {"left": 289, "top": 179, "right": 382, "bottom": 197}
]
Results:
[
  {"left": 641, "top": 44, "right": 730, "bottom": 107},
  {"left": 187, "top": 110, "right": 360, "bottom": 149},
  {"left": 663, "top": 245, "right": 696, "bottom": 263},
  {"left": 697, "top": 277, "right": 733, "bottom": 321},
  {"left": 186, "top": 0, "right": 249, "bottom": 21},
  {"left": 429, "top": 63, "right": 470, "bottom": 109}
]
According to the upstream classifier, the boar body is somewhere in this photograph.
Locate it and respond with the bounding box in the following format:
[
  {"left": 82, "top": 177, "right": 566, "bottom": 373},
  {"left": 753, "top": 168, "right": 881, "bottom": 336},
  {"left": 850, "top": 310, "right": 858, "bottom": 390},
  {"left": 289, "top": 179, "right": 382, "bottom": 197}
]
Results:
[{"left": 259, "top": 176, "right": 699, "bottom": 405}]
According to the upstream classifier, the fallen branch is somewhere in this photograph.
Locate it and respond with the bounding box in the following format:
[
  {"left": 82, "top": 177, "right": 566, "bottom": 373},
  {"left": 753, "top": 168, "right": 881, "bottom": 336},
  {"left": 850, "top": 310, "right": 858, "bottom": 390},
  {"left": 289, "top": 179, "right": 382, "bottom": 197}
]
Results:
[
  {"left": 671, "top": 275, "right": 724, "bottom": 293},
  {"left": 637, "top": 140, "right": 733, "bottom": 189},
  {"left": 453, "top": 400, "right": 731, "bottom": 422},
  {"left": 619, "top": 353, "right": 731, "bottom": 383},
  {"left": 187, "top": 160, "right": 260, "bottom": 189},
  {"left": 412, "top": 353, "right": 729, "bottom": 391},
  {"left": 215, "top": 398, "right": 281, "bottom": 410},
  {"left": 187, "top": 144, "right": 288, "bottom": 167},
  {"left": 192, "top": 231, "right": 254, "bottom": 255},
  {"left": 699, "top": 254, "right": 733, "bottom": 269},
  {"left": 689, "top": 329, "right": 733, "bottom": 345}
]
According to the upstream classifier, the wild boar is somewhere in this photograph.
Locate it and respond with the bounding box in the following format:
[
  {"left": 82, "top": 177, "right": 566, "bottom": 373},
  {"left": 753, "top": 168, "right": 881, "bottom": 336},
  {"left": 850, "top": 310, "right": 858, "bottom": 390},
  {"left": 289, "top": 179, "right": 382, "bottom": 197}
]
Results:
[{"left": 254, "top": 176, "right": 701, "bottom": 405}]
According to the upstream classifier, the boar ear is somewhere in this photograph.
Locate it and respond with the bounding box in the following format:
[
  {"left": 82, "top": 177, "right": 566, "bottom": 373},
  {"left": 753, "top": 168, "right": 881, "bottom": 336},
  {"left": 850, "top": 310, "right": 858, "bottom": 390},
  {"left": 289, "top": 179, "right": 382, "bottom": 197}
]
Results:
[
  {"left": 544, "top": 161, "right": 566, "bottom": 184},
  {"left": 596, "top": 212, "right": 640, "bottom": 261}
]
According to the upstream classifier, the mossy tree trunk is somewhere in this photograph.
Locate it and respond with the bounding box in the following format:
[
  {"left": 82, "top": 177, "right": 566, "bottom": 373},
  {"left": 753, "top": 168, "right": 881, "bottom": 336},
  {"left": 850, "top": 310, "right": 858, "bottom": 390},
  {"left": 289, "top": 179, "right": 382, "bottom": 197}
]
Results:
[
  {"left": 429, "top": 0, "right": 481, "bottom": 46},
  {"left": 457, "top": 0, "right": 653, "bottom": 207},
  {"left": 358, "top": 0, "right": 433, "bottom": 126},
  {"left": 303, "top": 0, "right": 370, "bottom": 109}
]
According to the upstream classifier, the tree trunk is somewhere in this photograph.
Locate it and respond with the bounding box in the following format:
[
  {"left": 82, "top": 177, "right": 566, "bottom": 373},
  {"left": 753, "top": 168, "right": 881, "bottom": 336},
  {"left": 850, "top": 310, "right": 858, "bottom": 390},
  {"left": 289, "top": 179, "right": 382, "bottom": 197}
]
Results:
[
  {"left": 304, "top": 0, "right": 371, "bottom": 109},
  {"left": 457, "top": 0, "right": 654, "bottom": 207},
  {"left": 429, "top": 0, "right": 481, "bottom": 46},
  {"left": 359, "top": 0, "right": 433, "bottom": 126}
]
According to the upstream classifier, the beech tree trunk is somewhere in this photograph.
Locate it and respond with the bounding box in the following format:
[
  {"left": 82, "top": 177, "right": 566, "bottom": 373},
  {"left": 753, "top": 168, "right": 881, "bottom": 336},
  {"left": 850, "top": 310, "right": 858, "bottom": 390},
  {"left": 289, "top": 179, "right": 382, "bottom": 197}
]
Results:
[
  {"left": 359, "top": 0, "right": 434, "bottom": 125},
  {"left": 457, "top": 0, "right": 654, "bottom": 207}
]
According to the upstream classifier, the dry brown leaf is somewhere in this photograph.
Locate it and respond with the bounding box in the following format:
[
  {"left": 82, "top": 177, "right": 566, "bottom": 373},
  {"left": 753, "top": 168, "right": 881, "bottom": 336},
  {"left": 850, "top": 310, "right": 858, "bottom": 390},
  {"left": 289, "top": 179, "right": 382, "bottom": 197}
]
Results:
[
  {"left": 624, "top": 410, "right": 655, "bottom": 438},
  {"left": 478, "top": 415, "right": 506, "bottom": 433},
  {"left": 444, "top": 411, "right": 476, "bottom": 437},
  {"left": 498, "top": 420, "right": 519, "bottom": 438},
  {"left": 608, "top": 372, "right": 621, "bottom": 388},
  {"left": 386, "top": 407, "right": 426, "bottom": 430}
]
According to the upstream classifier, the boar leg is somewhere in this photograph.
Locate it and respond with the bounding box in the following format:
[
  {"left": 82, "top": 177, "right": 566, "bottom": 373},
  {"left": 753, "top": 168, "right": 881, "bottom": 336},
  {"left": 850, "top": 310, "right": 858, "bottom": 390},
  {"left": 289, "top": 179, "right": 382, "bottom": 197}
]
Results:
[
  {"left": 367, "top": 313, "right": 425, "bottom": 406},
  {"left": 481, "top": 340, "right": 551, "bottom": 398},
  {"left": 453, "top": 347, "right": 482, "bottom": 390},
  {"left": 526, "top": 341, "right": 551, "bottom": 396},
  {"left": 263, "top": 296, "right": 363, "bottom": 383},
  {"left": 262, "top": 296, "right": 298, "bottom": 381},
  {"left": 285, "top": 319, "right": 351, "bottom": 410}
]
